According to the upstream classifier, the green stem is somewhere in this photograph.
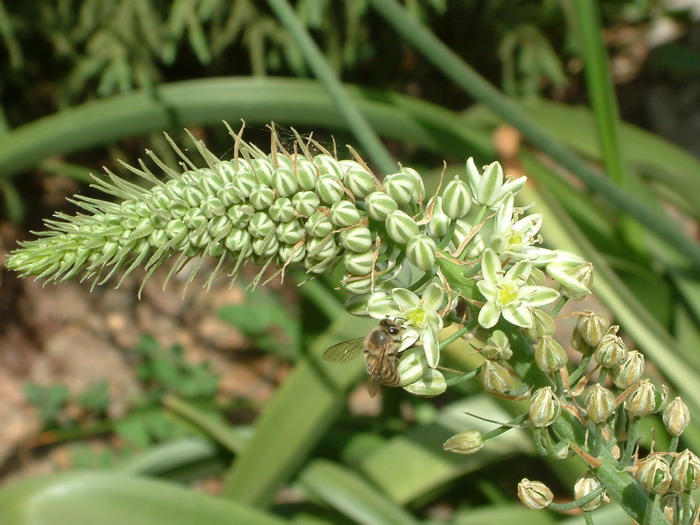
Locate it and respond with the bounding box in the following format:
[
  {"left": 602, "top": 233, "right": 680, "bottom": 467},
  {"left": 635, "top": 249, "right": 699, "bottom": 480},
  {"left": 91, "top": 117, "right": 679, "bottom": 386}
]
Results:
[
  {"left": 583, "top": 511, "right": 595, "bottom": 525},
  {"left": 548, "top": 486, "right": 605, "bottom": 512},
  {"left": 445, "top": 367, "right": 480, "bottom": 386},
  {"left": 646, "top": 494, "right": 660, "bottom": 524},
  {"left": 621, "top": 417, "right": 641, "bottom": 466},
  {"left": 568, "top": 355, "right": 593, "bottom": 387},
  {"left": 368, "top": 0, "right": 700, "bottom": 270},
  {"left": 266, "top": 0, "right": 396, "bottom": 174},
  {"left": 436, "top": 220, "right": 458, "bottom": 250},
  {"left": 439, "top": 324, "right": 472, "bottom": 350},
  {"left": 482, "top": 413, "right": 529, "bottom": 440},
  {"left": 668, "top": 436, "right": 679, "bottom": 454},
  {"left": 550, "top": 295, "right": 569, "bottom": 318}
]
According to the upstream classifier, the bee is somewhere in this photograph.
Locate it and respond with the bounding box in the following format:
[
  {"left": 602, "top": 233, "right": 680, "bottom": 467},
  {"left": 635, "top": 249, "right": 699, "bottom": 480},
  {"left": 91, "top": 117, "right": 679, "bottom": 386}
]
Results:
[{"left": 322, "top": 318, "right": 404, "bottom": 398}]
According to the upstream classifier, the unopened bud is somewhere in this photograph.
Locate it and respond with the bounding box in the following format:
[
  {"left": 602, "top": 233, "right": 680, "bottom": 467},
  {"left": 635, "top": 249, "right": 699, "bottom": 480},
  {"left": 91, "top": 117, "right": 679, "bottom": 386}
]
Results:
[
  {"left": 480, "top": 330, "right": 512, "bottom": 361},
  {"left": 330, "top": 200, "right": 361, "bottom": 227},
  {"left": 403, "top": 368, "right": 446, "bottom": 397},
  {"left": 397, "top": 347, "right": 430, "bottom": 386},
  {"left": 385, "top": 210, "right": 420, "bottom": 244},
  {"left": 480, "top": 359, "right": 513, "bottom": 395},
  {"left": 443, "top": 430, "right": 485, "bottom": 455},
  {"left": 574, "top": 472, "right": 606, "bottom": 511},
  {"left": 576, "top": 311, "right": 610, "bottom": 347},
  {"left": 426, "top": 196, "right": 452, "bottom": 237},
  {"left": 664, "top": 397, "right": 690, "bottom": 438},
  {"left": 534, "top": 335, "right": 568, "bottom": 374},
  {"left": 383, "top": 172, "right": 420, "bottom": 206},
  {"left": 442, "top": 176, "right": 472, "bottom": 219},
  {"left": 611, "top": 350, "right": 645, "bottom": 389},
  {"left": 517, "top": 479, "right": 553, "bottom": 510},
  {"left": 584, "top": 384, "right": 616, "bottom": 424},
  {"left": 405, "top": 234, "right": 437, "bottom": 271},
  {"left": 523, "top": 309, "right": 555, "bottom": 341},
  {"left": 626, "top": 380, "right": 663, "bottom": 418},
  {"left": 529, "top": 386, "right": 561, "bottom": 428},
  {"left": 571, "top": 328, "right": 594, "bottom": 355},
  {"left": 635, "top": 455, "right": 672, "bottom": 495},
  {"left": 670, "top": 450, "right": 700, "bottom": 492},
  {"left": 594, "top": 326, "right": 628, "bottom": 368},
  {"left": 548, "top": 261, "right": 593, "bottom": 300},
  {"left": 364, "top": 192, "right": 398, "bottom": 221},
  {"left": 341, "top": 161, "right": 376, "bottom": 197}
]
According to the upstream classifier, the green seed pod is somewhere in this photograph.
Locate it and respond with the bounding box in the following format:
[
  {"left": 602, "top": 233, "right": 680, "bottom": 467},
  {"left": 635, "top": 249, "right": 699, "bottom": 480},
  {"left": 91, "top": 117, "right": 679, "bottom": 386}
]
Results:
[
  {"left": 528, "top": 386, "right": 560, "bottom": 428},
  {"left": 574, "top": 472, "right": 605, "bottom": 511},
  {"left": 663, "top": 397, "right": 690, "bottom": 438},
  {"left": 403, "top": 368, "right": 447, "bottom": 397},
  {"left": 340, "top": 275, "right": 373, "bottom": 294},
  {"left": 339, "top": 226, "right": 373, "bottom": 253},
  {"left": 224, "top": 228, "right": 251, "bottom": 254},
  {"left": 278, "top": 243, "right": 305, "bottom": 264},
  {"left": 480, "top": 330, "right": 512, "bottom": 361},
  {"left": 398, "top": 167, "right": 425, "bottom": 203},
  {"left": 316, "top": 174, "right": 346, "bottom": 204},
  {"left": 551, "top": 262, "right": 594, "bottom": 301},
  {"left": 670, "top": 449, "right": 700, "bottom": 492},
  {"left": 396, "top": 347, "right": 430, "bottom": 386},
  {"left": 330, "top": 200, "right": 361, "bottom": 227},
  {"left": 442, "top": 176, "right": 472, "bottom": 219},
  {"left": 251, "top": 158, "right": 275, "bottom": 186},
  {"left": 383, "top": 172, "right": 418, "bottom": 206},
  {"left": 571, "top": 328, "right": 594, "bottom": 355},
  {"left": 249, "top": 185, "right": 275, "bottom": 211},
  {"left": 340, "top": 160, "right": 376, "bottom": 197},
  {"left": 480, "top": 359, "right": 513, "bottom": 395},
  {"left": 594, "top": 326, "right": 627, "bottom": 368},
  {"left": 626, "top": 379, "right": 662, "bottom": 418},
  {"left": 611, "top": 350, "right": 645, "bottom": 389},
  {"left": 227, "top": 204, "right": 254, "bottom": 229},
  {"left": 365, "top": 191, "right": 399, "bottom": 221},
  {"left": 292, "top": 191, "right": 320, "bottom": 218},
  {"left": 232, "top": 170, "right": 258, "bottom": 199},
  {"left": 426, "top": 196, "right": 452, "bottom": 237},
  {"left": 534, "top": 335, "right": 568, "bottom": 374},
  {"left": 314, "top": 154, "right": 345, "bottom": 179},
  {"left": 276, "top": 219, "right": 304, "bottom": 244},
  {"left": 443, "top": 430, "right": 485, "bottom": 455},
  {"left": 343, "top": 250, "right": 375, "bottom": 276},
  {"left": 523, "top": 309, "right": 556, "bottom": 341},
  {"left": 585, "top": 384, "right": 616, "bottom": 424},
  {"left": 273, "top": 167, "right": 299, "bottom": 197},
  {"left": 635, "top": 455, "right": 672, "bottom": 495},
  {"left": 385, "top": 210, "right": 420, "bottom": 244},
  {"left": 305, "top": 210, "right": 333, "bottom": 238},
  {"left": 576, "top": 311, "right": 610, "bottom": 347},
  {"left": 295, "top": 158, "right": 318, "bottom": 191},
  {"left": 517, "top": 479, "right": 553, "bottom": 510},
  {"left": 207, "top": 215, "right": 233, "bottom": 241},
  {"left": 248, "top": 212, "right": 275, "bottom": 239},
  {"left": 252, "top": 234, "right": 279, "bottom": 257},
  {"left": 268, "top": 197, "right": 295, "bottom": 223},
  {"left": 306, "top": 235, "right": 337, "bottom": 260},
  {"left": 660, "top": 494, "right": 683, "bottom": 523},
  {"left": 405, "top": 234, "right": 437, "bottom": 271}
]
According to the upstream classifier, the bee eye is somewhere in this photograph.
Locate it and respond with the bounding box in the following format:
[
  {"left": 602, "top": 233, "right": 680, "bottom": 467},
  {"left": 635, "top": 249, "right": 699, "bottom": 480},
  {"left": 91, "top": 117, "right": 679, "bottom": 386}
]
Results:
[{"left": 389, "top": 327, "right": 399, "bottom": 335}]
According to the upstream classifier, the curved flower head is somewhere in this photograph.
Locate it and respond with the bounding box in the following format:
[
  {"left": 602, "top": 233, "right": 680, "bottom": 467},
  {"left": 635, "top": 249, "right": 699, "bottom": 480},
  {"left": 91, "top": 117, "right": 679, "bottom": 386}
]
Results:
[
  {"left": 476, "top": 249, "right": 559, "bottom": 329},
  {"left": 367, "top": 283, "right": 445, "bottom": 368}
]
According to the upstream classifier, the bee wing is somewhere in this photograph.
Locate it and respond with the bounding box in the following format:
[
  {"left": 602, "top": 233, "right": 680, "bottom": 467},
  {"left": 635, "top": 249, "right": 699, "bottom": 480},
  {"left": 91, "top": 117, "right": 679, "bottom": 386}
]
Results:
[
  {"left": 366, "top": 375, "right": 381, "bottom": 398},
  {"left": 322, "top": 337, "right": 365, "bottom": 363}
]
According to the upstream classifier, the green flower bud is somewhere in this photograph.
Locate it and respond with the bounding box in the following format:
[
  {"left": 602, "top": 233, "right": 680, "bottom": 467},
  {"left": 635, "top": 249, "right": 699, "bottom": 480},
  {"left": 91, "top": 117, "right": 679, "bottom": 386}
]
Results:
[
  {"left": 405, "top": 234, "right": 437, "bottom": 271},
  {"left": 306, "top": 235, "right": 338, "bottom": 261},
  {"left": 480, "top": 359, "right": 513, "bottom": 395},
  {"left": 316, "top": 174, "right": 346, "bottom": 204},
  {"left": 218, "top": 183, "right": 243, "bottom": 206},
  {"left": 385, "top": 210, "right": 420, "bottom": 244},
  {"left": 314, "top": 154, "right": 344, "bottom": 178},
  {"left": 517, "top": 479, "right": 553, "bottom": 510},
  {"left": 249, "top": 185, "right": 275, "bottom": 211},
  {"left": 594, "top": 326, "right": 628, "bottom": 368},
  {"left": 268, "top": 197, "right": 295, "bottom": 223},
  {"left": 343, "top": 250, "right": 374, "bottom": 276},
  {"left": 201, "top": 196, "right": 226, "bottom": 218},
  {"left": 663, "top": 397, "right": 690, "bottom": 438},
  {"left": 232, "top": 170, "right": 258, "bottom": 199},
  {"left": 576, "top": 311, "right": 610, "bottom": 347},
  {"left": 397, "top": 167, "right": 425, "bottom": 203},
  {"left": 365, "top": 191, "right": 399, "bottom": 221},
  {"left": 534, "top": 335, "right": 568, "bottom": 374},
  {"left": 217, "top": 160, "right": 238, "bottom": 184},
  {"left": 480, "top": 330, "right": 512, "bottom": 361},
  {"left": 278, "top": 243, "right": 305, "bottom": 264},
  {"left": 305, "top": 210, "right": 333, "bottom": 238},
  {"left": 403, "top": 368, "right": 446, "bottom": 397},
  {"left": 584, "top": 384, "right": 616, "bottom": 424},
  {"left": 182, "top": 208, "right": 207, "bottom": 232},
  {"left": 426, "top": 196, "right": 452, "bottom": 237},
  {"left": 611, "top": 350, "right": 645, "bottom": 390},
  {"left": 339, "top": 227, "right": 373, "bottom": 253},
  {"left": 529, "top": 386, "right": 560, "bottom": 428},
  {"left": 273, "top": 167, "right": 299, "bottom": 197},
  {"left": 451, "top": 220, "right": 484, "bottom": 259},
  {"left": 340, "top": 275, "right": 373, "bottom": 294},
  {"left": 248, "top": 212, "right": 275, "bottom": 239},
  {"left": 252, "top": 234, "right": 279, "bottom": 257},
  {"left": 182, "top": 184, "right": 205, "bottom": 209},
  {"left": 207, "top": 241, "right": 225, "bottom": 258},
  {"left": 383, "top": 172, "right": 419, "bottom": 206},
  {"left": 292, "top": 191, "right": 320, "bottom": 217},
  {"left": 626, "top": 379, "right": 663, "bottom": 418},
  {"left": 635, "top": 455, "right": 672, "bottom": 495},
  {"left": 276, "top": 219, "right": 304, "bottom": 244},
  {"left": 148, "top": 229, "right": 168, "bottom": 248},
  {"left": 330, "top": 200, "right": 361, "bottom": 227},
  {"left": 227, "top": 204, "right": 254, "bottom": 228},
  {"left": 165, "top": 219, "right": 188, "bottom": 241},
  {"left": 442, "top": 176, "right": 472, "bottom": 219},
  {"left": 341, "top": 160, "right": 376, "bottom": 197},
  {"left": 207, "top": 215, "right": 233, "bottom": 241},
  {"left": 571, "top": 329, "right": 594, "bottom": 355},
  {"left": 670, "top": 449, "right": 700, "bottom": 492},
  {"left": 549, "top": 262, "right": 593, "bottom": 300},
  {"left": 523, "top": 309, "right": 555, "bottom": 341},
  {"left": 251, "top": 158, "right": 275, "bottom": 186},
  {"left": 224, "top": 228, "right": 251, "bottom": 254},
  {"left": 574, "top": 472, "right": 606, "bottom": 511},
  {"left": 443, "top": 430, "right": 485, "bottom": 455},
  {"left": 396, "top": 347, "right": 430, "bottom": 386},
  {"left": 295, "top": 158, "right": 318, "bottom": 191}
]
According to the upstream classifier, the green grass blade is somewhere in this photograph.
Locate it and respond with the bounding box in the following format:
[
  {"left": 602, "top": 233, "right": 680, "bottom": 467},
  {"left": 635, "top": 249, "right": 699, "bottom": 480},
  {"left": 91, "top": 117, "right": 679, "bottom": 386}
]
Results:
[
  {"left": 368, "top": 0, "right": 700, "bottom": 270},
  {"left": 0, "top": 178, "right": 24, "bottom": 222},
  {"left": 265, "top": 0, "right": 396, "bottom": 174},
  {"left": 0, "top": 472, "right": 287, "bottom": 525},
  {"left": 117, "top": 437, "right": 220, "bottom": 477},
  {"left": 299, "top": 460, "right": 418, "bottom": 525}
]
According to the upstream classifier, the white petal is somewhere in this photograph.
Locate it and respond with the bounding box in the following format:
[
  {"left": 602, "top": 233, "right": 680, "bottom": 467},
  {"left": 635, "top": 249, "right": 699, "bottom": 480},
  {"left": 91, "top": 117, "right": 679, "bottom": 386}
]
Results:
[
  {"left": 421, "top": 283, "right": 445, "bottom": 311},
  {"left": 367, "top": 293, "right": 401, "bottom": 318},
  {"left": 392, "top": 288, "right": 420, "bottom": 311},
  {"left": 478, "top": 302, "right": 501, "bottom": 329},
  {"left": 478, "top": 161, "right": 504, "bottom": 206},
  {"left": 520, "top": 285, "right": 560, "bottom": 306},
  {"left": 423, "top": 329, "right": 440, "bottom": 368},
  {"left": 503, "top": 305, "right": 533, "bottom": 327},
  {"left": 481, "top": 249, "right": 502, "bottom": 283},
  {"left": 465, "top": 157, "right": 480, "bottom": 198},
  {"left": 494, "top": 192, "right": 514, "bottom": 236},
  {"left": 501, "top": 176, "right": 527, "bottom": 197},
  {"left": 506, "top": 260, "right": 532, "bottom": 283},
  {"left": 476, "top": 279, "right": 498, "bottom": 301},
  {"left": 399, "top": 327, "right": 420, "bottom": 351}
]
